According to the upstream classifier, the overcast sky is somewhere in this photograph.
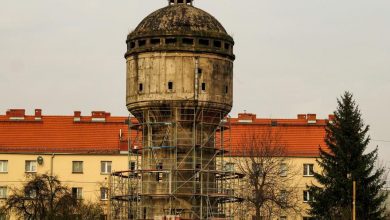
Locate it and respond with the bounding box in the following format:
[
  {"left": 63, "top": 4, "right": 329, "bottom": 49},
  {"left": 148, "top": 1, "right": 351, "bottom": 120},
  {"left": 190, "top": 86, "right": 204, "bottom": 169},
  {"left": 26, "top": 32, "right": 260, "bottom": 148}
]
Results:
[{"left": 0, "top": 0, "right": 389, "bottom": 166}]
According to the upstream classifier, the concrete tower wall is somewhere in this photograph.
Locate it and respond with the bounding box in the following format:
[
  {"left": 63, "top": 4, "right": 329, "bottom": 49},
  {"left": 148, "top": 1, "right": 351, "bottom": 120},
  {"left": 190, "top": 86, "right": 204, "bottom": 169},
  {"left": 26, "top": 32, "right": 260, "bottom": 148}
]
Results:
[{"left": 126, "top": 52, "right": 233, "bottom": 112}]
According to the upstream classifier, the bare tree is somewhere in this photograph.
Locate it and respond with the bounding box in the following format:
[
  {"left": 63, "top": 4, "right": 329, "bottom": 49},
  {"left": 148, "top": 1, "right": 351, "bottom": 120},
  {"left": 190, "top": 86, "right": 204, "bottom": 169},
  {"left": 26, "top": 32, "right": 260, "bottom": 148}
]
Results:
[
  {"left": 1, "top": 173, "right": 104, "bottom": 220},
  {"left": 235, "top": 128, "right": 300, "bottom": 220}
]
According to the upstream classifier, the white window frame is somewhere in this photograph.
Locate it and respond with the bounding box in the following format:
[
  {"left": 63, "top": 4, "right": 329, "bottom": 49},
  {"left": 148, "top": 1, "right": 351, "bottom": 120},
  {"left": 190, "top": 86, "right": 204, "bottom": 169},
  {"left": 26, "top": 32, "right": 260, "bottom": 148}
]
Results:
[
  {"left": 101, "top": 161, "right": 112, "bottom": 174},
  {"left": 25, "top": 160, "right": 37, "bottom": 173},
  {"left": 303, "top": 190, "right": 312, "bottom": 202},
  {"left": 26, "top": 189, "right": 36, "bottom": 198},
  {"left": 280, "top": 163, "right": 287, "bottom": 177},
  {"left": 72, "top": 187, "right": 83, "bottom": 200},
  {"left": 303, "top": 164, "right": 314, "bottom": 176},
  {"left": 100, "top": 187, "right": 108, "bottom": 200},
  {"left": 0, "top": 186, "right": 7, "bottom": 199},
  {"left": 72, "top": 161, "right": 83, "bottom": 173},
  {"left": 0, "top": 161, "right": 8, "bottom": 173}
]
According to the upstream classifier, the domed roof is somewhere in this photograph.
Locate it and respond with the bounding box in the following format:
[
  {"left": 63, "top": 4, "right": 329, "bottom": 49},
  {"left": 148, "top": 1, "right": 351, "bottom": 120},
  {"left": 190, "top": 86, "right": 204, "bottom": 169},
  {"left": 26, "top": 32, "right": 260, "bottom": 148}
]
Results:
[{"left": 128, "top": 4, "right": 231, "bottom": 40}]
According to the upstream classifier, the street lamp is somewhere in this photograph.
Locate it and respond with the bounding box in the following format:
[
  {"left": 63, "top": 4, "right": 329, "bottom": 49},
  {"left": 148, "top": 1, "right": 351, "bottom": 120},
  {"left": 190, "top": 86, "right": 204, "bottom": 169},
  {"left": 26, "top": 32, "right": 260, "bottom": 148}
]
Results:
[{"left": 347, "top": 173, "right": 356, "bottom": 220}]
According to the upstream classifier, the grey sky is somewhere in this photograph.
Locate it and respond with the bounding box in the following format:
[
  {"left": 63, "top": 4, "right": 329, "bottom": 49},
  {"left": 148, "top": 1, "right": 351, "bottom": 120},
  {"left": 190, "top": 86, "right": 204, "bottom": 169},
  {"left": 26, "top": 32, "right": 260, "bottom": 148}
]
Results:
[{"left": 0, "top": 0, "right": 389, "bottom": 165}]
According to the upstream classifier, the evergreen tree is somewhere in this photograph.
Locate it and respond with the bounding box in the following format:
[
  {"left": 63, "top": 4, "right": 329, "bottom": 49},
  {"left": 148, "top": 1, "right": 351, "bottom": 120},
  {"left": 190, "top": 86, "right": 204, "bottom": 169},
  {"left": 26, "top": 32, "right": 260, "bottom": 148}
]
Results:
[{"left": 309, "top": 92, "right": 388, "bottom": 220}]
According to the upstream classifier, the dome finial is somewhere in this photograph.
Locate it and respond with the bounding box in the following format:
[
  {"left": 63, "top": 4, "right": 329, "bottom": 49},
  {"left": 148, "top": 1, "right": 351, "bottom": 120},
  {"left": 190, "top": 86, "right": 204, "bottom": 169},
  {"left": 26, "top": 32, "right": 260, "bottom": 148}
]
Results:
[{"left": 168, "top": 0, "right": 193, "bottom": 6}]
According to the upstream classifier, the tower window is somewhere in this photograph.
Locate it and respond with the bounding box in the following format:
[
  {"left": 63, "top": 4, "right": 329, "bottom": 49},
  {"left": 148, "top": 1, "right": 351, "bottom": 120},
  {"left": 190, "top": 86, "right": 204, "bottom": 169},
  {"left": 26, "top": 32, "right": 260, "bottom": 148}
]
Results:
[
  {"left": 150, "top": 38, "right": 161, "bottom": 45},
  {"left": 225, "top": 85, "right": 228, "bottom": 94},
  {"left": 224, "top": 43, "right": 230, "bottom": 50},
  {"left": 214, "top": 40, "right": 222, "bottom": 48},
  {"left": 139, "top": 83, "right": 143, "bottom": 92},
  {"left": 201, "top": 83, "right": 206, "bottom": 91},
  {"left": 168, "top": 81, "right": 173, "bottom": 90},
  {"left": 138, "top": 39, "right": 146, "bottom": 47},
  {"left": 165, "top": 38, "right": 177, "bottom": 45},
  {"left": 130, "top": 42, "right": 135, "bottom": 49},
  {"left": 199, "top": 39, "right": 210, "bottom": 46},
  {"left": 197, "top": 68, "right": 202, "bottom": 74},
  {"left": 182, "top": 38, "right": 194, "bottom": 45}
]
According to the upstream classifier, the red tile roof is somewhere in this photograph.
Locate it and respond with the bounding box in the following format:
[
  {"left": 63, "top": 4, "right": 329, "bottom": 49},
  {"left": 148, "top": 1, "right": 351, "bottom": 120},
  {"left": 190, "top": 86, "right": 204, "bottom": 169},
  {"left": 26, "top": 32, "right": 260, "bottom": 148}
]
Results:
[{"left": 0, "top": 110, "right": 329, "bottom": 157}]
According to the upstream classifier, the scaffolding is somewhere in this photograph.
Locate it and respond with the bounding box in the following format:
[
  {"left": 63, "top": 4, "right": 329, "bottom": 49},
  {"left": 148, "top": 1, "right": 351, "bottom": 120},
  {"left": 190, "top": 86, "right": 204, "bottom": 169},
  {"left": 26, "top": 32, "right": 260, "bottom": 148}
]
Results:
[{"left": 110, "top": 107, "right": 243, "bottom": 220}]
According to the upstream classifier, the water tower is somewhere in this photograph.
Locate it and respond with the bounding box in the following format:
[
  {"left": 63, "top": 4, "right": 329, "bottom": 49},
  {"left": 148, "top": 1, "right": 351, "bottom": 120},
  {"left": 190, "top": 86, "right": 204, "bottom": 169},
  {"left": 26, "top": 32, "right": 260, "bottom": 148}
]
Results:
[{"left": 111, "top": 1, "right": 241, "bottom": 219}]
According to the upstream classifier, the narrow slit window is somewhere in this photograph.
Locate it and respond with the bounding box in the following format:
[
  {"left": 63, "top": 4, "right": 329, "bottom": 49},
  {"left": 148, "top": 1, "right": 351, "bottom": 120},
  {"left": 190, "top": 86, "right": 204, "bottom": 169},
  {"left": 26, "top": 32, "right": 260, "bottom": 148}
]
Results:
[
  {"left": 182, "top": 38, "right": 194, "bottom": 45},
  {"left": 139, "top": 83, "right": 143, "bottom": 92},
  {"left": 168, "top": 82, "right": 173, "bottom": 90},
  {"left": 138, "top": 39, "right": 146, "bottom": 47},
  {"left": 199, "top": 39, "right": 210, "bottom": 46},
  {"left": 150, "top": 38, "right": 161, "bottom": 45},
  {"left": 201, "top": 83, "right": 206, "bottom": 91},
  {"left": 225, "top": 85, "right": 228, "bottom": 94},
  {"left": 214, "top": 40, "right": 222, "bottom": 48},
  {"left": 165, "top": 38, "right": 177, "bottom": 45}
]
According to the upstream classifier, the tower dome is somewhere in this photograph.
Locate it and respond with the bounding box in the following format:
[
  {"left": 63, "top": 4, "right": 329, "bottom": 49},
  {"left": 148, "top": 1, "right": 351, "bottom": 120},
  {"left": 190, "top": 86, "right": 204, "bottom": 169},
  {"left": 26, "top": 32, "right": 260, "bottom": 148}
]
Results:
[{"left": 126, "top": 1, "right": 234, "bottom": 59}]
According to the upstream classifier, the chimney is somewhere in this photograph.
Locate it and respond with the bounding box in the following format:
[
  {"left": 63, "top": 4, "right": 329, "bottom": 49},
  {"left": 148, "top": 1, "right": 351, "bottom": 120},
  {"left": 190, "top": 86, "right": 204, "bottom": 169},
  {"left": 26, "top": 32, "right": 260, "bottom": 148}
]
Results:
[
  {"left": 238, "top": 112, "right": 256, "bottom": 123},
  {"left": 328, "top": 114, "right": 335, "bottom": 124},
  {"left": 297, "top": 114, "right": 307, "bottom": 120},
  {"left": 34, "top": 109, "right": 42, "bottom": 121},
  {"left": 307, "top": 114, "right": 317, "bottom": 124},
  {"left": 6, "top": 109, "right": 25, "bottom": 121},
  {"left": 74, "top": 111, "right": 81, "bottom": 122},
  {"left": 91, "top": 111, "right": 109, "bottom": 122}
]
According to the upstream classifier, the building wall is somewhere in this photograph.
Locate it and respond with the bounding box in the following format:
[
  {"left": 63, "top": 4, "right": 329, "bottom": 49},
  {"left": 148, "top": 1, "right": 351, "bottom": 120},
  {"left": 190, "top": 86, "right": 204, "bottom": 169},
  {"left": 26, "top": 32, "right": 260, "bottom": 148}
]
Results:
[
  {"left": 0, "top": 153, "right": 128, "bottom": 220},
  {"left": 0, "top": 153, "right": 321, "bottom": 220}
]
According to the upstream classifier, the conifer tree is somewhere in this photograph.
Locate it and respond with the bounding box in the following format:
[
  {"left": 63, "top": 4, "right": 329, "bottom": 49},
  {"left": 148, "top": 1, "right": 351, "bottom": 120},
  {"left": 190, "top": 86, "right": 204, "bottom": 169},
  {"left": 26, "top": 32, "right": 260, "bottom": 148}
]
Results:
[{"left": 309, "top": 92, "right": 388, "bottom": 220}]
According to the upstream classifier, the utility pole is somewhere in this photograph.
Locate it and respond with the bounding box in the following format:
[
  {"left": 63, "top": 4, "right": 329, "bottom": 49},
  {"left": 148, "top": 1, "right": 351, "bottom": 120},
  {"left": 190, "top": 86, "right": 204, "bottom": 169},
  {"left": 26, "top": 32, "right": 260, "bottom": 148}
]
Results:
[{"left": 352, "top": 180, "right": 356, "bottom": 220}]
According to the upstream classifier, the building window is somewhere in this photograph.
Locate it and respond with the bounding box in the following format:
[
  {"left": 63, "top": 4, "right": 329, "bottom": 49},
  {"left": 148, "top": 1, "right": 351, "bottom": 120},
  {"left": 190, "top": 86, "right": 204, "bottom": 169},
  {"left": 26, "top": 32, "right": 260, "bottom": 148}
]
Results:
[
  {"left": 150, "top": 38, "right": 161, "bottom": 45},
  {"left": 182, "top": 38, "right": 194, "bottom": 45},
  {"left": 0, "top": 161, "right": 8, "bottom": 173},
  {"left": 25, "top": 160, "right": 37, "bottom": 173},
  {"left": 139, "top": 83, "right": 143, "bottom": 92},
  {"left": 197, "top": 68, "right": 202, "bottom": 74},
  {"left": 224, "top": 163, "right": 235, "bottom": 172},
  {"left": 225, "top": 85, "right": 228, "bottom": 94},
  {"left": 26, "top": 189, "right": 36, "bottom": 198},
  {"left": 224, "top": 43, "right": 230, "bottom": 50},
  {"left": 130, "top": 41, "right": 135, "bottom": 49},
  {"left": 72, "top": 187, "right": 83, "bottom": 200},
  {"left": 303, "top": 164, "right": 314, "bottom": 176},
  {"left": 129, "top": 162, "right": 136, "bottom": 171},
  {"left": 72, "top": 161, "right": 83, "bottom": 173},
  {"left": 168, "top": 81, "right": 173, "bottom": 90},
  {"left": 101, "top": 161, "right": 112, "bottom": 174},
  {"left": 165, "top": 38, "right": 177, "bottom": 45},
  {"left": 280, "top": 163, "right": 287, "bottom": 177},
  {"left": 0, "top": 186, "right": 7, "bottom": 199},
  {"left": 280, "top": 190, "right": 287, "bottom": 205},
  {"left": 156, "top": 163, "right": 163, "bottom": 182},
  {"left": 252, "top": 163, "right": 262, "bottom": 174},
  {"left": 214, "top": 40, "right": 222, "bottom": 48},
  {"left": 138, "top": 39, "right": 146, "bottom": 47},
  {"left": 199, "top": 39, "right": 210, "bottom": 46},
  {"left": 100, "top": 187, "right": 108, "bottom": 200},
  {"left": 303, "top": 190, "right": 312, "bottom": 202},
  {"left": 201, "top": 83, "right": 206, "bottom": 91}
]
